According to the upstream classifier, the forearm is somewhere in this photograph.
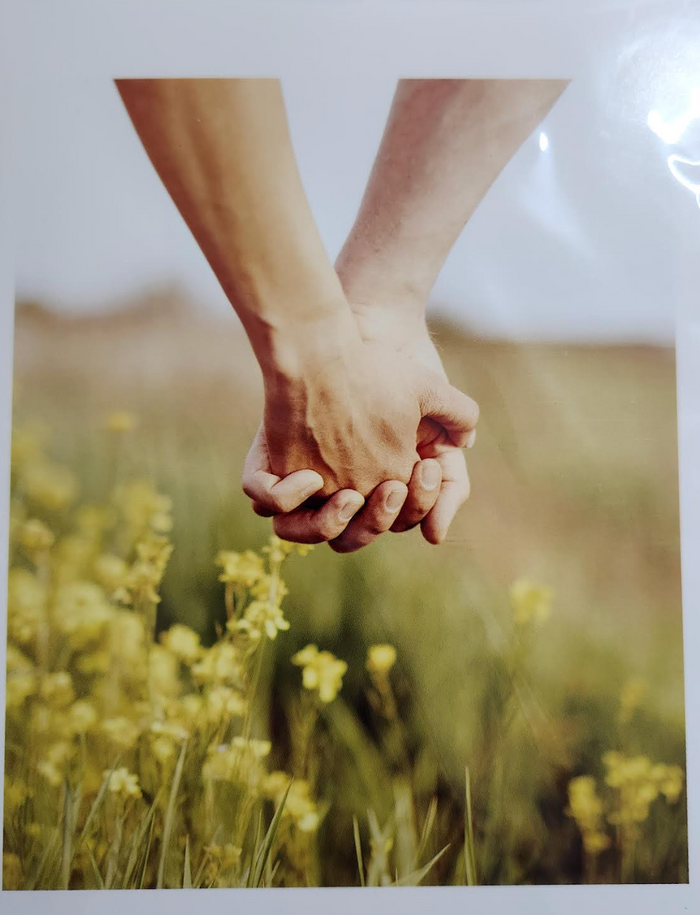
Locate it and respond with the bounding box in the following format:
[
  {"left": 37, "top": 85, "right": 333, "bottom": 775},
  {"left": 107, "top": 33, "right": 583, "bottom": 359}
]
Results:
[
  {"left": 336, "top": 78, "right": 568, "bottom": 316},
  {"left": 116, "top": 78, "right": 351, "bottom": 375}
]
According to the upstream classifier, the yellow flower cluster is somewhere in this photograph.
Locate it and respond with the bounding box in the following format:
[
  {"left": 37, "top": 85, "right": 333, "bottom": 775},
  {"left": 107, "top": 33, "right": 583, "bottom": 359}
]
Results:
[
  {"left": 509, "top": 579, "right": 554, "bottom": 626},
  {"left": 106, "top": 767, "right": 142, "bottom": 800},
  {"left": 366, "top": 644, "right": 397, "bottom": 676},
  {"left": 216, "top": 549, "right": 265, "bottom": 587},
  {"left": 4, "top": 420, "right": 330, "bottom": 888},
  {"left": 262, "top": 771, "right": 320, "bottom": 833},
  {"left": 567, "top": 750, "right": 685, "bottom": 860},
  {"left": 603, "top": 752, "right": 684, "bottom": 824},
  {"left": 566, "top": 776, "right": 611, "bottom": 855},
  {"left": 292, "top": 644, "right": 348, "bottom": 703}
]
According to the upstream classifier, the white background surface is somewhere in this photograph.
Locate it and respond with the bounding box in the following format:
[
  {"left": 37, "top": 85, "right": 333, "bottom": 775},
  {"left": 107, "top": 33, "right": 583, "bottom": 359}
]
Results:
[
  {"left": 6, "top": 8, "right": 700, "bottom": 342},
  {"left": 1, "top": 1, "right": 699, "bottom": 913}
]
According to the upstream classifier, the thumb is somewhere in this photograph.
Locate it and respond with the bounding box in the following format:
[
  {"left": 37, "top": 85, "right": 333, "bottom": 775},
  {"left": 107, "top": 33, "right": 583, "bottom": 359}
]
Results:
[{"left": 419, "top": 376, "right": 479, "bottom": 448}]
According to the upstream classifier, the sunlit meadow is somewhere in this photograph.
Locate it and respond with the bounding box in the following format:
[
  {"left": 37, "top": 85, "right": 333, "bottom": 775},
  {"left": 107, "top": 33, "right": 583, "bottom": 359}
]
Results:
[{"left": 2, "top": 299, "right": 688, "bottom": 887}]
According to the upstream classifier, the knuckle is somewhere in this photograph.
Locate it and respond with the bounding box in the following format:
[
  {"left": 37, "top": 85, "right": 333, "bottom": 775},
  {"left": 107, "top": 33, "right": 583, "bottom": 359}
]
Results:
[
  {"left": 318, "top": 517, "right": 344, "bottom": 542},
  {"left": 241, "top": 479, "right": 257, "bottom": 501}
]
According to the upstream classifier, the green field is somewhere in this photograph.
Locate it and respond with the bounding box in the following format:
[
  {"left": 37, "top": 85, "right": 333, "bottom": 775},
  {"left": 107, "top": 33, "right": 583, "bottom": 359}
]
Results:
[{"left": 4, "top": 295, "right": 686, "bottom": 887}]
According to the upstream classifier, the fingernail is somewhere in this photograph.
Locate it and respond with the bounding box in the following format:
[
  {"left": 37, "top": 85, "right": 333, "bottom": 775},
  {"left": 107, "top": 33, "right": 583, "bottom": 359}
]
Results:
[
  {"left": 338, "top": 497, "right": 363, "bottom": 522},
  {"left": 466, "top": 429, "right": 477, "bottom": 449},
  {"left": 385, "top": 488, "right": 405, "bottom": 512},
  {"left": 421, "top": 462, "right": 441, "bottom": 490}
]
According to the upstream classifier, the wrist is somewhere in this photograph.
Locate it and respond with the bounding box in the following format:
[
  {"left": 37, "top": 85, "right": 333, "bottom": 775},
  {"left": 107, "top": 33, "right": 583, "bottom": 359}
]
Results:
[
  {"left": 335, "top": 236, "right": 430, "bottom": 321},
  {"left": 257, "top": 307, "right": 361, "bottom": 390}
]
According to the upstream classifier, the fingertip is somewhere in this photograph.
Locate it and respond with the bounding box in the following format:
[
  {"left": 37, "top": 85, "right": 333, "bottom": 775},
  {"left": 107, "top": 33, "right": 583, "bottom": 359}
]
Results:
[
  {"left": 335, "top": 490, "right": 365, "bottom": 523},
  {"left": 252, "top": 501, "right": 276, "bottom": 518},
  {"left": 421, "top": 519, "right": 445, "bottom": 545}
]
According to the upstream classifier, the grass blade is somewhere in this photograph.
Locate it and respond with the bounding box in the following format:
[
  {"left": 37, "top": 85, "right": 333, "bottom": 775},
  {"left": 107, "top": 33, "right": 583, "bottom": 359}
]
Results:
[
  {"left": 123, "top": 793, "right": 159, "bottom": 888},
  {"left": 465, "top": 766, "right": 478, "bottom": 886},
  {"left": 26, "top": 827, "right": 60, "bottom": 890},
  {"left": 86, "top": 843, "right": 105, "bottom": 889},
  {"left": 104, "top": 810, "right": 124, "bottom": 889},
  {"left": 417, "top": 796, "right": 438, "bottom": 862},
  {"left": 77, "top": 754, "right": 122, "bottom": 850},
  {"left": 157, "top": 739, "right": 188, "bottom": 889},
  {"left": 393, "top": 778, "right": 417, "bottom": 879},
  {"left": 194, "top": 827, "right": 222, "bottom": 888},
  {"left": 138, "top": 797, "right": 158, "bottom": 889},
  {"left": 250, "top": 782, "right": 291, "bottom": 888},
  {"left": 394, "top": 844, "right": 449, "bottom": 886},
  {"left": 246, "top": 807, "right": 265, "bottom": 888},
  {"left": 60, "top": 779, "right": 78, "bottom": 889},
  {"left": 183, "top": 835, "right": 192, "bottom": 889},
  {"left": 353, "top": 815, "right": 365, "bottom": 887}
]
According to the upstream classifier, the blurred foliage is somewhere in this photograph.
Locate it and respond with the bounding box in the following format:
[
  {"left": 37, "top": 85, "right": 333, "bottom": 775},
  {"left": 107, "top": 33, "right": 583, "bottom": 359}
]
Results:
[{"left": 3, "top": 300, "right": 688, "bottom": 886}]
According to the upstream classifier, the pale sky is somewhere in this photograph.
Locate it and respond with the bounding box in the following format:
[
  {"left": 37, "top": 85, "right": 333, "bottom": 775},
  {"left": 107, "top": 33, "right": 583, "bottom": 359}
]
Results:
[{"left": 10, "top": 74, "right": 700, "bottom": 343}]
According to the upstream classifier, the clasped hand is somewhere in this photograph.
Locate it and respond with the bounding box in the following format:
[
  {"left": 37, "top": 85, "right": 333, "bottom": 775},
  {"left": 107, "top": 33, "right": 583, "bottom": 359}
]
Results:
[{"left": 242, "top": 312, "right": 478, "bottom": 552}]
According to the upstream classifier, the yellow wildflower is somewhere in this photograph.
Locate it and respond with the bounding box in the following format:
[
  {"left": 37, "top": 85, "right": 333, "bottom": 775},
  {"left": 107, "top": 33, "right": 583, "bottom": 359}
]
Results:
[
  {"left": 117, "top": 536, "right": 173, "bottom": 605},
  {"left": 7, "top": 568, "right": 47, "bottom": 645},
  {"left": 151, "top": 736, "right": 176, "bottom": 764},
  {"left": 166, "top": 694, "right": 204, "bottom": 730},
  {"left": 262, "top": 770, "right": 291, "bottom": 799},
  {"left": 68, "top": 700, "right": 98, "bottom": 734},
  {"left": 263, "top": 535, "right": 313, "bottom": 563},
  {"left": 231, "top": 599, "right": 290, "bottom": 642},
  {"left": 19, "top": 518, "right": 54, "bottom": 554},
  {"left": 94, "top": 554, "right": 129, "bottom": 592},
  {"left": 282, "top": 779, "right": 319, "bottom": 833},
  {"left": 206, "top": 686, "right": 246, "bottom": 722},
  {"left": 52, "top": 535, "right": 98, "bottom": 585},
  {"left": 566, "top": 775, "right": 610, "bottom": 856},
  {"left": 231, "top": 736, "right": 271, "bottom": 758},
  {"left": 110, "top": 611, "right": 147, "bottom": 666},
  {"left": 6, "top": 644, "right": 33, "bottom": 673},
  {"left": 102, "top": 717, "right": 141, "bottom": 749},
  {"left": 216, "top": 549, "right": 264, "bottom": 587},
  {"left": 106, "top": 767, "right": 142, "bottom": 800},
  {"left": 4, "top": 777, "right": 31, "bottom": 811},
  {"left": 6, "top": 671, "right": 38, "bottom": 708},
  {"left": 151, "top": 719, "right": 189, "bottom": 741},
  {"left": 366, "top": 644, "right": 397, "bottom": 676},
  {"left": 192, "top": 642, "right": 240, "bottom": 684},
  {"left": 113, "top": 480, "right": 173, "bottom": 540},
  {"left": 52, "top": 581, "right": 114, "bottom": 648},
  {"left": 602, "top": 752, "right": 683, "bottom": 825},
  {"left": 74, "top": 504, "right": 115, "bottom": 539},
  {"left": 206, "top": 844, "right": 242, "bottom": 869},
  {"left": 292, "top": 644, "right": 347, "bottom": 703},
  {"left": 37, "top": 741, "right": 73, "bottom": 787},
  {"left": 651, "top": 763, "right": 684, "bottom": 803},
  {"left": 149, "top": 719, "right": 188, "bottom": 765},
  {"left": 161, "top": 624, "right": 202, "bottom": 663},
  {"left": 149, "top": 646, "right": 180, "bottom": 700},
  {"left": 509, "top": 579, "right": 553, "bottom": 626},
  {"left": 39, "top": 672, "right": 74, "bottom": 708},
  {"left": 76, "top": 650, "right": 111, "bottom": 676},
  {"left": 22, "top": 460, "right": 78, "bottom": 511}
]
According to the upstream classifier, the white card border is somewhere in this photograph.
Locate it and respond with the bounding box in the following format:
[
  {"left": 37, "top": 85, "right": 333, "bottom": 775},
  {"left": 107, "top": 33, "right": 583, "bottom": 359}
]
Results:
[{"left": 0, "top": 1, "right": 698, "bottom": 912}]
